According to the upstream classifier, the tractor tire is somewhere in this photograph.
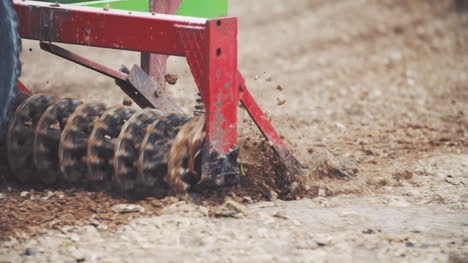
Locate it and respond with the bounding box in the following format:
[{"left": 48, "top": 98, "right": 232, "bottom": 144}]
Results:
[{"left": 0, "top": 0, "right": 22, "bottom": 129}]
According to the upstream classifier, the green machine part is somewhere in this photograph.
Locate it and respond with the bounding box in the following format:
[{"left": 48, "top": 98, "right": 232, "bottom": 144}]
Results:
[
  {"left": 175, "top": 0, "right": 227, "bottom": 18},
  {"left": 36, "top": 0, "right": 228, "bottom": 18}
]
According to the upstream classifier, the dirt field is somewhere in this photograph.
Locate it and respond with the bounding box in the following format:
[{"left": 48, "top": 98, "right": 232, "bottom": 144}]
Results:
[{"left": 1, "top": 0, "right": 468, "bottom": 262}]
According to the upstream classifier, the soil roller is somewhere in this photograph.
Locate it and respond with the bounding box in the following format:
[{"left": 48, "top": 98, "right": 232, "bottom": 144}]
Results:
[{"left": 0, "top": 0, "right": 304, "bottom": 195}]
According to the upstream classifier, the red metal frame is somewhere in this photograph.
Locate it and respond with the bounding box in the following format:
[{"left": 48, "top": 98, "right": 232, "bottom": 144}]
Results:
[
  {"left": 16, "top": 80, "right": 31, "bottom": 95},
  {"left": 141, "top": 0, "right": 182, "bottom": 90},
  {"left": 13, "top": 0, "right": 301, "bottom": 172},
  {"left": 14, "top": 1, "right": 205, "bottom": 55}
]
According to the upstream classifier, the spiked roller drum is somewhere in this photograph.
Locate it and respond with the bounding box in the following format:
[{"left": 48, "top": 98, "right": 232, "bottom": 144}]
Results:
[{"left": 5, "top": 94, "right": 209, "bottom": 193}]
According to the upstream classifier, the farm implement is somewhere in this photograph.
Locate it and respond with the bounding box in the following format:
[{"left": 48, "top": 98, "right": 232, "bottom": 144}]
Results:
[{"left": 0, "top": 0, "right": 303, "bottom": 195}]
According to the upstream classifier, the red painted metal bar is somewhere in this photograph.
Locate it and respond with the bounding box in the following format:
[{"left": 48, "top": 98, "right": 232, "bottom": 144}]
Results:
[
  {"left": 238, "top": 72, "right": 303, "bottom": 172},
  {"left": 204, "top": 18, "right": 239, "bottom": 153},
  {"left": 16, "top": 80, "right": 31, "bottom": 95},
  {"left": 238, "top": 75, "right": 287, "bottom": 151},
  {"left": 13, "top": 0, "right": 207, "bottom": 56},
  {"left": 141, "top": 0, "right": 182, "bottom": 89},
  {"left": 179, "top": 17, "right": 239, "bottom": 153}
]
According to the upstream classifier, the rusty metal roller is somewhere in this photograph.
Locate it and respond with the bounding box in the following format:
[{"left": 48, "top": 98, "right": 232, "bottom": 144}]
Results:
[
  {"left": 59, "top": 103, "right": 107, "bottom": 183},
  {"left": 7, "top": 94, "right": 57, "bottom": 183},
  {"left": 87, "top": 106, "right": 136, "bottom": 183},
  {"left": 33, "top": 98, "right": 83, "bottom": 184},
  {"left": 167, "top": 115, "right": 205, "bottom": 193},
  {"left": 3, "top": 93, "right": 210, "bottom": 195},
  {"left": 114, "top": 109, "right": 164, "bottom": 191},
  {"left": 137, "top": 114, "right": 190, "bottom": 188}
]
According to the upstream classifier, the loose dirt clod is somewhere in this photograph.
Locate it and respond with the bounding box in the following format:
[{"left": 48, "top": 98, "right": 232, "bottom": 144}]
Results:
[
  {"left": 122, "top": 97, "right": 133, "bottom": 106},
  {"left": 214, "top": 200, "right": 249, "bottom": 218},
  {"left": 165, "top": 74, "right": 178, "bottom": 85}
]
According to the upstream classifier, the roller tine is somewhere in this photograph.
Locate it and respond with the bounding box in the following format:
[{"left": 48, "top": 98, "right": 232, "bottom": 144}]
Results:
[
  {"left": 7, "top": 95, "right": 57, "bottom": 183},
  {"left": 59, "top": 103, "right": 107, "bottom": 183},
  {"left": 114, "top": 109, "right": 164, "bottom": 192},
  {"left": 167, "top": 115, "right": 205, "bottom": 193},
  {"left": 87, "top": 106, "right": 136, "bottom": 182},
  {"left": 33, "top": 98, "right": 83, "bottom": 184}
]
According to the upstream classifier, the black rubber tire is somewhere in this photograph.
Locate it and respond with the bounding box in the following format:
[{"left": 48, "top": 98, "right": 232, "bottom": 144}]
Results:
[{"left": 0, "top": 0, "right": 21, "bottom": 127}]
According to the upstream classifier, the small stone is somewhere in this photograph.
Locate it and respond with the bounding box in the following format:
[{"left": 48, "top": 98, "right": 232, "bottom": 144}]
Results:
[
  {"left": 405, "top": 241, "right": 415, "bottom": 248},
  {"left": 224, "top": 200, "right": 249, "bottom": 215},
  {"left": 269, "top": 190, "right": 278, "bottom": 201},
  {"left": 232, "top": 213, "right": 245, "bottom": 219},
  {"left": 89, "top": 215, "right": 100, "bottom": 227},
  {"left": 315, "top": 235, "right": 331, "bottom": 247},
  {"left": 20, "top": 248, "right": 36, "bottom": 256},
  {"left": 289, "top": 182, "right": 299, "bottom": 192},
  {"left": 20, "top": 191, "right": 29, "bottom": 197},
  {"left": 314, "top": 197, "right": 329, "bottom": 207},
  {"left": 318, "top": 188, "right": 326, "bottom": 197},
  {"left": 163, "top": 196, "right": 179, "bottom": 204},
  {"left": 69, "top": 248, "right": 85, "bottom": 262},
  {"left": 272, "top": 211, "right": 288, "bottom": 219},
  {"left": 389, "top": 51, "right": 402, "bottom": 63},
  {"left": 259, "top": 212, "right": 275, "bottom": 224},
  {"left": 242, "top": 196, "right": 252, "bottom": 203},
  {"left": 122, "top": 97, "right": 133, "bottom": 106},
  {"left": 70, "top": 233, "right": 80, "bottom": 243},
  {"left": 393, "top": 25, "right": 404, "bottom": 34},
  {"left": 276, "top": 98, "right": 286, "bottom": 106},
  {"left": 150, "top": 199, "right": 163, "bottom": 207},
  {"left": 111, "top": 204, "right": 145, "bottom": 214},
  {"left": 59, "top": 226, "right": 74, "bottom": 234},
  {"left": 97, "top": 224, "right": 108, "bottom": 231},
  {"left": 445, "top": 176, "right": 459, "bottom": 185},
  {"left": 41, "top": 191, "right": 54, "bottom": 200},
  {"left": 215, "top": 200, "right": 249, "bottom": 218},
  {"left": 362, "top": 228, "right": 375, "bottom": 234},
  {"left": 276, "top": 85, "right": 283, "bottom": 91},
  {"left": 335, "top": 122, "right": 347, "bottom": 130},
  {"left": 292, "top": 219, "right": 302, "bottom": 226}
]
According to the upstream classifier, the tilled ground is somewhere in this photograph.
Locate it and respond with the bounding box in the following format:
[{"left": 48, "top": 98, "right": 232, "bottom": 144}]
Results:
[{"left": 1, "top": 0, "right": 468, "bottom": 262}]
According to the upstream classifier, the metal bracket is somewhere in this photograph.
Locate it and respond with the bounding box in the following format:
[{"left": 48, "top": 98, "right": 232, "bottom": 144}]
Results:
[
  {"left": 127, "top": 65, "right": 184, "bottom": 113},
  {"left": 40, "top": 42, "right": 183, "bottom": 114}
]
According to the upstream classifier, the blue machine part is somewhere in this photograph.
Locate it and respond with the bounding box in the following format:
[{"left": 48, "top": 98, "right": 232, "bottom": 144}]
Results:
[{"left": 0, "top": 0, "right": 21, "bottom": 127}]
